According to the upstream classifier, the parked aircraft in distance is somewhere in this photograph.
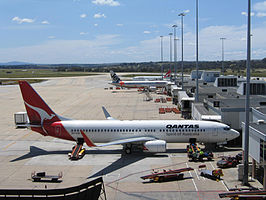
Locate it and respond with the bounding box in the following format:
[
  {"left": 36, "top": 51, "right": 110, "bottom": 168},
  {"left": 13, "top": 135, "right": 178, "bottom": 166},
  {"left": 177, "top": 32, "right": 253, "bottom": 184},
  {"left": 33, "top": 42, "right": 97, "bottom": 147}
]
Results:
[
  {"left": 132, "top": 69, "right": 171, "bottom": 81},
  {"left": 18, "top": 81, "right": 239, "bottom": 154},
  {"left": 109, "top": 71, "right": 170, "bottom": 89}
]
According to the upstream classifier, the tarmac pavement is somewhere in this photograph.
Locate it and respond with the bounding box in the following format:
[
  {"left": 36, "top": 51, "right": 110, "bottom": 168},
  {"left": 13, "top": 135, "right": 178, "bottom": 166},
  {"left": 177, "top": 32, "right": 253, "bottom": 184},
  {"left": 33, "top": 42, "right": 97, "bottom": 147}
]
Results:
[{"left": 0, "top": 74, "right": 262, "bottom": 199}]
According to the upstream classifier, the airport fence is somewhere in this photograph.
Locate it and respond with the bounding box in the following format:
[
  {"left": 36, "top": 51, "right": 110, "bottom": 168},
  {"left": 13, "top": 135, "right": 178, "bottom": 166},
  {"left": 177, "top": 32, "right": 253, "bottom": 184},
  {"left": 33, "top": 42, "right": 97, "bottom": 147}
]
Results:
[{"left": 0, "top": 177, "right": 106, "bottom": 200}]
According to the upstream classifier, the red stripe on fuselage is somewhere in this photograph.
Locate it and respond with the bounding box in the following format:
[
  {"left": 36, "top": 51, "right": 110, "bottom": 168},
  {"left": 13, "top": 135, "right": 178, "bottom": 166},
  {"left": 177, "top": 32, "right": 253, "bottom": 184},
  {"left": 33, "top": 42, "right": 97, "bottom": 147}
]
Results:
[{"left": 80, "top": 130, "right": 96, "bottom": 147}]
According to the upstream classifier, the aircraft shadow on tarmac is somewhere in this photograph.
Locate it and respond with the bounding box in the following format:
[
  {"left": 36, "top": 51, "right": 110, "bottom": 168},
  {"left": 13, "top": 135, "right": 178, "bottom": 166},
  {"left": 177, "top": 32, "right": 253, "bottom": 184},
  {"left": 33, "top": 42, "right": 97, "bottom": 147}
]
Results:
[
  {"left": 88, "top": 153, "right": 168, "bottom": 179},
  {"left": 10, "top": 146, "right": 125, "bottom": 162},
  {"left": 10, "top": 146, "right": 168, "bottom": 163},
  {"left": 10, "top": 146, "right": 70, "bottom": 162}
]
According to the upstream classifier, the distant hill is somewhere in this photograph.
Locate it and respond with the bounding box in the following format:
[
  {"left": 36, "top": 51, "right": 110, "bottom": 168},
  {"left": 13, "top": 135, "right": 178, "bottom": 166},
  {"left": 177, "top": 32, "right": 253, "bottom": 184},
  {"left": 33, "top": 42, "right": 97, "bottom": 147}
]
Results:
[{"left": 0, "top": 61, "right": 33, "bottom": 66}]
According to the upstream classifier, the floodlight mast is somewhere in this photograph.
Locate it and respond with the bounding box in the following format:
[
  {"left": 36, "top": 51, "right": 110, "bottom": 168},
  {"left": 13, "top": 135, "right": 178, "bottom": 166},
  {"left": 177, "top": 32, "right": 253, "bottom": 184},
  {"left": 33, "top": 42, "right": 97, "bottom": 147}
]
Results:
[
  {"left": 160, "top": 35, "right": 164, "bottom": 79},
  {"left": 243, "top": 0, "right": 251, "bottom": 186},
  {"left": 169, "top": 33, "right": 173, "bottom": 80},
  {"left": 195, "top": 0, "right": 199, "bottom": 102},
  {"left": 220, "top": 37, "right": 226, "bottom": 75},
  {"left": 178, "top": 13, "right": 185, "bottom": 90},
  {"left": 172, "top": 25, "right": 178, "bottom": 82}
]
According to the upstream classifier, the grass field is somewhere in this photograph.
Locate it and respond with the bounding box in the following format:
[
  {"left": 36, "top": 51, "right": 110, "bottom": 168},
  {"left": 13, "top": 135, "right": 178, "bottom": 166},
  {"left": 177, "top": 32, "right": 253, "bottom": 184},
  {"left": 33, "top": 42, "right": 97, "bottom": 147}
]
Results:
[
  {"left": 0, "top": 69, "right": 101, "bottom": 85},
  {"left": 0, "top": 69, "right": 100, "bottom": 78}
]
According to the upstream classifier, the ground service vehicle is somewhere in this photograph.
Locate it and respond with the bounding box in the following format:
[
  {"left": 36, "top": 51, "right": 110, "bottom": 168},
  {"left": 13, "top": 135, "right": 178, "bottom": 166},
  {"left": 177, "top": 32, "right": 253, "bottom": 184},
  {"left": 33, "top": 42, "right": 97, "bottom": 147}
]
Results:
[
  {"left": 31, "top": 172, "right": 63, "bottom": 182},
  {"left": 68, "top": 144, "right": 85, "bottom": 160},
  {"left": 140, "top": 167, "right": 193, "bottom": 182},
  {"left": 217, "top": 156, "right": 239, "bottom": 168},
  {"left": 187, "top": 144, "right": 213, "bottom": 161},
  {"left": 199, "top": 165, "right": 223, "bottom": 181}
]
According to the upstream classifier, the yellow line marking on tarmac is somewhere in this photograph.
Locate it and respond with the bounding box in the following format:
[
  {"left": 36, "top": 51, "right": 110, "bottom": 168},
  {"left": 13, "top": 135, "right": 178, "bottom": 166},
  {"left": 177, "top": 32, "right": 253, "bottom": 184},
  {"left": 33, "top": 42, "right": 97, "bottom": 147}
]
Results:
[
  {"left": 19, "top": 132, "right": 32, "bottom": 140},
  {"left": 3, "top": 141, "right": 16, "bottom": 150},
  {"left": 2, "top": 132, "right": 32, "bottom": 150}
]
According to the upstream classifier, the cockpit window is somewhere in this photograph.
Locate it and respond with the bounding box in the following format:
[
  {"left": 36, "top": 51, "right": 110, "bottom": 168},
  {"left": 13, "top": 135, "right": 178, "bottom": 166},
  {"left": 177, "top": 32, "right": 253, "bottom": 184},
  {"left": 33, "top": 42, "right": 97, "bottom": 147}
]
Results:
[{"left": 224, "top": 127, "right": 230, "bottom": 131}]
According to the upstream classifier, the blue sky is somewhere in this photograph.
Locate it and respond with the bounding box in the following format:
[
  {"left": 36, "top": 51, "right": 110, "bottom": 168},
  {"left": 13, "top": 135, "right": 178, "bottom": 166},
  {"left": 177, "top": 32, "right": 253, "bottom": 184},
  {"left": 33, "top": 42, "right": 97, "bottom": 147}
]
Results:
[{"left": 0, "top": 0, "right": 265, "bottom": 64}]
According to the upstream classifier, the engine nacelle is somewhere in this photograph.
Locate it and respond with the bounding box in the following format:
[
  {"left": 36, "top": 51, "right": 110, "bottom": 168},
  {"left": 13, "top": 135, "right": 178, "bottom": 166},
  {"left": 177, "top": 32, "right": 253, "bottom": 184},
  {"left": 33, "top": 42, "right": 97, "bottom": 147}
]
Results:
[{"left": 143, "top": 140, "right": 166, "bottom": 153}]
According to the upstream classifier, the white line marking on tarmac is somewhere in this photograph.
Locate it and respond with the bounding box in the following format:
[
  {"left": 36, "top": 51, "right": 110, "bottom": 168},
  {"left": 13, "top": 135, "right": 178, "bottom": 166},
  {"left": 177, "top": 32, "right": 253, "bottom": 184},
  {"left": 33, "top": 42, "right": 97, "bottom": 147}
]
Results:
[
  {"left": 221, "top": 180, "right": 229, "bottom": 191},
  {"left": 186, "top": 163, "right": 198, "bottom": 191},
  {"left": 210, "top": 160, "right": 229, "bottom": 191},
  {"left": 194, "top": 169, "right": 200, "bottom": 180},
  {"left": 210, "top": 162, "right": 215, "bottom": 170}
]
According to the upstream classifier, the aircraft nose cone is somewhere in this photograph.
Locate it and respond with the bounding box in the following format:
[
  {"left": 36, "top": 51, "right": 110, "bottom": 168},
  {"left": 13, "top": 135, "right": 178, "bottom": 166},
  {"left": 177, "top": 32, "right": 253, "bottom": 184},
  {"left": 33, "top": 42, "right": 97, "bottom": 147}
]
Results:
[{"left": 230, "top": 129, "right": 240, "bottom": 140}]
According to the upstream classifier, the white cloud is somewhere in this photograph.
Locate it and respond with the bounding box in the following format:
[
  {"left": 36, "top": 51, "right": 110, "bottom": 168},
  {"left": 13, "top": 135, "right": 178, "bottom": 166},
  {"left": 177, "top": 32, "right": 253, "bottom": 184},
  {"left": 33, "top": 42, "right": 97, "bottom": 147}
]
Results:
[
  {"left": 143, "top": 31, "right": 151, "bottom": 34},
  {"left": 94, "top": 13, "right": 106, "bottom": 18},
  {"left": 41, "top": 20, "right": 50, "bottom": 25},
  {"left": 48, "top": 36, "right": 56, "bottom": 39},
  {"left": 80, "top": 32, "right": 88, "bottom": 35},
  {"left": 254, "top": 1, "right": 266, "bottom": 12},
  {"left": 0, "top": 34, "right": 121, "bottom": 63},
  {"left": 12, "top": 16, "right": 35, "bottom": 24},
  {"left": 80, "top": 14, "right": 87, "bottom": 18},
  {"left": 257, "top": 12, "right": 266, "bottom": 17},
  {"left": 116, "top": 24, "right": 123, "bottom": 26},
  {"left": 241, "top": 12, "right": 255, "bottom": 16},
  {"left": 94, "top": 23, "right": 98, "bottom": 26},
  {"left": 92, "top": 0, "right": 120, "bottom": 6}
]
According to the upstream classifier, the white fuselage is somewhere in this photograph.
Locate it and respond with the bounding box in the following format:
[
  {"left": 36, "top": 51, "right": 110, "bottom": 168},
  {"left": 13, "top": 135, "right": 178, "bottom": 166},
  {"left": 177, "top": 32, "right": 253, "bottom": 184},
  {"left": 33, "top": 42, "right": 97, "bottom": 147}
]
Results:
[
  {"left": 110, "top": 80, "right": 169, "bottom": 88},
  {"left": 62, "top": 120, "right": 239, "bottom": 144}
]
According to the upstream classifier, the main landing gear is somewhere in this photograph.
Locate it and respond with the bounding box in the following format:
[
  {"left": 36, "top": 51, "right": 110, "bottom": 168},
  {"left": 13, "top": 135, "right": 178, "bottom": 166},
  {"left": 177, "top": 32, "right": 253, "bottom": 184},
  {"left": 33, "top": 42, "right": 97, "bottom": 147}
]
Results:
[{"left": 124, "top": 144, "right": 132, "bottom": 154}]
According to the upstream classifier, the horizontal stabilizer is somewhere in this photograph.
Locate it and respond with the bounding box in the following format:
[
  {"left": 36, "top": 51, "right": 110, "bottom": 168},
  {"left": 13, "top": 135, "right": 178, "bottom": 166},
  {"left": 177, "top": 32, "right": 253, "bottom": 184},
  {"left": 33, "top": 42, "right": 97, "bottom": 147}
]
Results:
[{"left": 102, "top": 106, "right": 116, "bottom": 120}]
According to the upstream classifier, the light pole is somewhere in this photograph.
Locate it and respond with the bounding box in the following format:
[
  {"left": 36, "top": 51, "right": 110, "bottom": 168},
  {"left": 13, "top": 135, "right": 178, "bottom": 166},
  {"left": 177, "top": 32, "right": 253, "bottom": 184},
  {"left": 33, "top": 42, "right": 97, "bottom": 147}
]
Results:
[
  {"left": 243, "top": 0, "right": 251, "bottom": 186},
  {"left": 169, "top": 33, "right": 173, "bottom": 80},
  {"left": 172, "top": 25, "right": 177, "bottom": 82},
  {"left": 169, "top": 33, "right": 173, "bottom": 62},
  {"left": 195, "top": 0, "right": 199, "bottom": 102},
  {"left": 220, "top": 37, "right": 226, "bottom": 75},
  {"left": 178, "top": 12, "right": 185, "bottom": 90},
  {"left": 160, "top": 35, "right": 164, "bottom": 79}
]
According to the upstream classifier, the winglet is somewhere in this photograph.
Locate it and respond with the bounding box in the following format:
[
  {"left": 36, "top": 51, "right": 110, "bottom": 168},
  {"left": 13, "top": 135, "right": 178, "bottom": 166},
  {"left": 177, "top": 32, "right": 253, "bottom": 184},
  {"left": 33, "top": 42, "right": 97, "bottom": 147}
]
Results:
[
  {"left": 80, "top": 130, "right": 96, "bottom": 147},
  {"left": 102, "top": 106, "right": 116, "bottom": 120}
]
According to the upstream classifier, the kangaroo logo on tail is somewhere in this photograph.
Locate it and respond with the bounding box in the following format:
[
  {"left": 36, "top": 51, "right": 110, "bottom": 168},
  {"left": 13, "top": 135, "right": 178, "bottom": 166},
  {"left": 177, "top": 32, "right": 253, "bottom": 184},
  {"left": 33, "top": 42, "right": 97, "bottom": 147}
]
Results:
[
  {"left": 24, "top": 102, "right": 56, "bottom": 134},
  {"left": 110, "top": 71, "right": 121, "bottom": 83}
]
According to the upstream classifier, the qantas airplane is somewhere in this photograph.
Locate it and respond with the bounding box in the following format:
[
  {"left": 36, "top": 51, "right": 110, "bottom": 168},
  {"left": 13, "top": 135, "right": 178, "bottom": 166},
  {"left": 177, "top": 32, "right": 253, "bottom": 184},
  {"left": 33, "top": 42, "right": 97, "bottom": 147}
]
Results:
[
  {"left": 109, "top": 71, "right": 170, "bottom": 89},
  {"left": 18, "top": 81, "right": 239, "bottom": 154}
]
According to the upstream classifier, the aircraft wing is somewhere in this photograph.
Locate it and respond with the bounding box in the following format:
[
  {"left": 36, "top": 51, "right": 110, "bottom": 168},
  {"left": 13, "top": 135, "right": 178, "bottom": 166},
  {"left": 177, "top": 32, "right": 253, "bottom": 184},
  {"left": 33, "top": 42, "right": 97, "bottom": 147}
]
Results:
[
  {"left": 96, "top": 136, "right": 156, "bottom": 147},
  {"left": 80, "top": 130, "right": 155, "bottom": 147}
]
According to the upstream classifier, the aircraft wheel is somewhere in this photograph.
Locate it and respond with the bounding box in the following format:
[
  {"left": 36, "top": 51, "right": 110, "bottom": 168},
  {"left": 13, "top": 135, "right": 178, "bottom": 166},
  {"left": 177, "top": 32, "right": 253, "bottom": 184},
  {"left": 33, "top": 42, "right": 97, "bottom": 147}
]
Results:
[{"left": 125, "top": 147, "right": 132, "bottom": 154}]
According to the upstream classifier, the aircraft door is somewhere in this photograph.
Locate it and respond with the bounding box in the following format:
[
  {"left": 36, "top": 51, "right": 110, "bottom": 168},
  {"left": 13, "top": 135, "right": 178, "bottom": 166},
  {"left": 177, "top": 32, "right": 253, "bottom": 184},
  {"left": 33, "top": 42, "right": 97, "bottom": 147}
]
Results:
[
  {"left": 55, "top": 125, "right": 61, "bottom": 137},
  {"left": 213, "top": 128, "right": 218, "bottom": 136}
]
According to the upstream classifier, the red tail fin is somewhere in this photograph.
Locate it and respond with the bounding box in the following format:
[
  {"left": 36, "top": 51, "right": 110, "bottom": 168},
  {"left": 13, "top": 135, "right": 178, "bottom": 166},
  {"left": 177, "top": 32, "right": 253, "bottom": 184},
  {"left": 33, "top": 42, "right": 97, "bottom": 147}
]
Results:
[
  {"left": 164, "top": 69, "right": 171, "bottom": 78},
  {"left": 19, "top": 81, "right": 60, "bottom": 125}
]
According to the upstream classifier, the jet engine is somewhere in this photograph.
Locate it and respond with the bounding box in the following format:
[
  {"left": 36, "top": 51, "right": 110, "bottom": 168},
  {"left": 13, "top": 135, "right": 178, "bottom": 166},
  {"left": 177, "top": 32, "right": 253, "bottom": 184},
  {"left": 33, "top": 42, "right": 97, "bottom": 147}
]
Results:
[{"left": 143, "top": 140, "right": 166, "bottom": 153}]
